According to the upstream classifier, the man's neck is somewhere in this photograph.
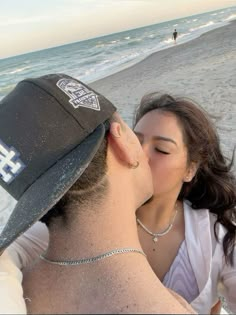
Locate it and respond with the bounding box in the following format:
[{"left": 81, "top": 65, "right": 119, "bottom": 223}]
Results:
[
  {"left": 23, "top": 195, "right": 153, "bottom": 314},
  {"left": 45, "top": 196, "right": 141, "bottom": 261}
]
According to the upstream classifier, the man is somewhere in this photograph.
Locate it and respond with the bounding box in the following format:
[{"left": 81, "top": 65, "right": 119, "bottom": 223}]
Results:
[
  {"left": 0, "top": 74, "right": 195, "bottom": 313},
  {"left": 172, "top": 29, "right": 178, "bottom": 44}
]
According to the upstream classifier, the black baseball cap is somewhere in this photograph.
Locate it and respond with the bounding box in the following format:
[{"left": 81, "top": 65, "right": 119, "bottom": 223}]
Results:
[{"left": 0, "top": 73, "right": 116, "bottom": 252}]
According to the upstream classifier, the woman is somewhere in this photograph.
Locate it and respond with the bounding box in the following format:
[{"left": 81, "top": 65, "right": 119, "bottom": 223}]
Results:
[{"left": 133, "top": 92, "right": 236, "bottom": 314}]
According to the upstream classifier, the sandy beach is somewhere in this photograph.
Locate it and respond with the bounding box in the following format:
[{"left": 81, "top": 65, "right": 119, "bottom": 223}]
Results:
[{"left": 92, "top": 21, "right": 236, "bottom": 169}]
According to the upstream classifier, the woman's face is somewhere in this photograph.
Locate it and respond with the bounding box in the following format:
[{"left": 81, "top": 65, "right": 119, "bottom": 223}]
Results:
[{"left": 134, "top": 110, "right": 192, "bottom": 198}]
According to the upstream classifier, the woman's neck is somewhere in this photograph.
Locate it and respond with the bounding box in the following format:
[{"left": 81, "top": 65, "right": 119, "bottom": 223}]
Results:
[{"left": 136, "top": 196, "right": 183, "bottom": 231}]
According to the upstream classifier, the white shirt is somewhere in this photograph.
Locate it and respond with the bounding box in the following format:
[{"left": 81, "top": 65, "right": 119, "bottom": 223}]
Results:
[{"left": 183, "top": 201, "right": 236, "bottom": 313}]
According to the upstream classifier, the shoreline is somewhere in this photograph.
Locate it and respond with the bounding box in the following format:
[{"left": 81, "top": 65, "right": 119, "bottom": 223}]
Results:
[
  {"left": 91, "top": 20, "right": 236, "bottom": 89},
  {"left": 90, "top": 20, "right": 235, "bottom": 85},
  {"left": 91, "top": 20, "right": 236, "bottom": 172}
]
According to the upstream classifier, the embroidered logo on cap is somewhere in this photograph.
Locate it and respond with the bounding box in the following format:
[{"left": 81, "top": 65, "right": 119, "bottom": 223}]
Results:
[
  {"left": 56, "top": 78, "right": 100, "bottom": 110},
  {"left": 0, "top": 140, "right": 25, "bottom": 184}
]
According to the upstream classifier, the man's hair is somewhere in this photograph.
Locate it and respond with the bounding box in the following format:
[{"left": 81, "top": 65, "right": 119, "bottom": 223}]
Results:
[{"left": 40, "top": 129, "right": 109, "bottom": 227}]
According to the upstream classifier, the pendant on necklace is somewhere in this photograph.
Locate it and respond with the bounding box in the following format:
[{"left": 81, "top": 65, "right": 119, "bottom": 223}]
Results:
[{"left": 153, "top": 236, "right": 158, "bottom": 243}]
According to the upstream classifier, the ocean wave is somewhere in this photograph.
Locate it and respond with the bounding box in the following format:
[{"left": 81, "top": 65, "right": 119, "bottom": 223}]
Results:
[
  {"left": 7, "top": 66, "right": 31, "bottom": 75},
  {"left": 126, "top": 38, "right": 142, "bottom": 46},
  {"left": 163, "top": 38, "right": 173, "bottom": 44},
  {"left": 178, "top": 32, "right": 191, "bottom": 38},
  {"left": 95, "top": 43, "right": 105, "bottom": 48},
  {"left": 190, "top": 21, "right": 215, "bottom": 32},
  {"left": 109, "top": 40, "right": 120, "bottom": 45},
  {"left": 224, "top": 14, "right": 236, "bottom": 21}
]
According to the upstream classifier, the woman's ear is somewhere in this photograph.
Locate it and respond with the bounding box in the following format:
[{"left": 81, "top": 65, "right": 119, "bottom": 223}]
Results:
[
  {"left": 184, "top": 162, "right": 198, "bottom": 182},
  {"left": 108, "top": 121, "right": 136, "bottom": 167}
]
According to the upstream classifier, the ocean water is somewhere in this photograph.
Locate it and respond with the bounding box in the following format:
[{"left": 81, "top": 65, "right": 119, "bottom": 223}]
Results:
[{"left": 0, "top": 6, "right": 235, "bottom": 102}]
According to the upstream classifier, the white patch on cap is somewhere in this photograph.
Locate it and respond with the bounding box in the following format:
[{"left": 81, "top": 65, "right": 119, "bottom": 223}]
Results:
[
  {"left": 56, "top": 78, "right": 100, "bottom": 110},
  {"left": 0, "top": 140, "right": 25, "bottom": 184}
]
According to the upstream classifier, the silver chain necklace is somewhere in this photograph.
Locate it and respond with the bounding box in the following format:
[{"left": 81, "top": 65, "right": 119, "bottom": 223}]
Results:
[
  {"left": 137, "top": 207, "right": 178, "bottom": 243},
  {"left": 40, "top": 248, "right": 146, "bottom": 266}
]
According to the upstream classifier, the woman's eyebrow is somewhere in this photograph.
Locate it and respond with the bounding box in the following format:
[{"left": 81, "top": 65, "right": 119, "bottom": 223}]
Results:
[
  {"left": 134, "top": 131, "right": 177, "bottom": 146},
  {"left": 153, "top": 136, "right": 177, "bottom": 146}
]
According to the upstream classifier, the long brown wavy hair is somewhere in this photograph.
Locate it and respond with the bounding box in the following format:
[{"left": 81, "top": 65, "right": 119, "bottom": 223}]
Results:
[{"left": 133, "top": 93, "right": 236, "bottom": 266}]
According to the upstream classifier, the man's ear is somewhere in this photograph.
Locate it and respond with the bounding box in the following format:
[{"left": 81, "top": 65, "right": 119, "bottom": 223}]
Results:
[{"left": 108, "top": 121, "right": 135, "bottom": 166}]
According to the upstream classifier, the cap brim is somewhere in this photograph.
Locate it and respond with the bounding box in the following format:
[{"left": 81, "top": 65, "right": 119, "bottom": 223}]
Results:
[{"left": 0, "top": 124, "right": 105, "bottom": 252}]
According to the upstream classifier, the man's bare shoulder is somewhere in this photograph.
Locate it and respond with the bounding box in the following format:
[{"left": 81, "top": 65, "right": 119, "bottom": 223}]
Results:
[{"left": 22, "top": 258, "right": 196, "bottom": 314}]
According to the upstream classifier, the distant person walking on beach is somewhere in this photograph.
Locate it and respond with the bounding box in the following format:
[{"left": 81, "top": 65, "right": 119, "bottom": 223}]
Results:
[{"left": 172, "top": 29, "right": 178, "bottom": 44}]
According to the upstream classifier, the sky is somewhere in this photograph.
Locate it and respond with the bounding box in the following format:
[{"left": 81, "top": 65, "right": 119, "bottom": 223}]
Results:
[{"left": 1, "top": 0, "right": 235, "bottom": 59}]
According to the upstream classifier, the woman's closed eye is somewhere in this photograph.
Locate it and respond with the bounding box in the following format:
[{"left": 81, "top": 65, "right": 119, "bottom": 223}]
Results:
[{"left": 154, "top": 147, "right": 170, "bottom": 155}]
